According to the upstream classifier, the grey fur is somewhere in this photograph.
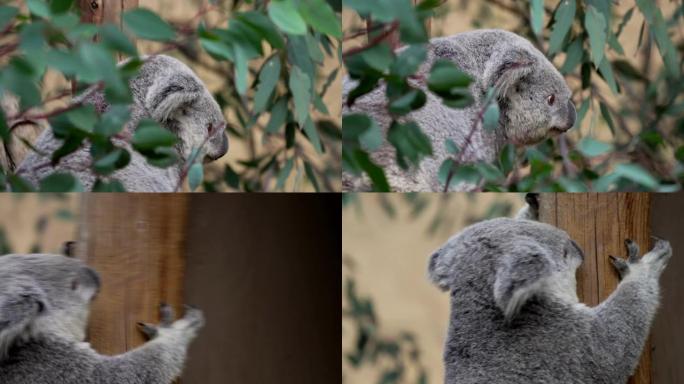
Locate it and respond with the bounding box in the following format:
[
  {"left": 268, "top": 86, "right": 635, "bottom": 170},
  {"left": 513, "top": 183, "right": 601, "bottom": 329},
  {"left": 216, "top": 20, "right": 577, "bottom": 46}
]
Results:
[
  {"left": 428, "top": 202, "right": 671, "bottom": 383},
  {"left": 0, "top": 254, "right": 204, "bottom": 384},
  {"left": 16, "top": 55, "right": 229, "bottom": 192},
  {"left": 343, "top": 30, "right": 576, "bottom": 191}
]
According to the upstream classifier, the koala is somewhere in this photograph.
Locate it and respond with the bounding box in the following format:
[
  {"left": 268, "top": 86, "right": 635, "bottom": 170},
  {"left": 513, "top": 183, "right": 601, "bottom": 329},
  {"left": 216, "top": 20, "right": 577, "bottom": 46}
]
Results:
[
  {"left": 15, "top": 55, "right": 229, "bottom": 192},
  {"left": 0, "top": 253, "right": 204, "bottom": 384},
  {"left": 343, "top": 29, "right": 576, "bottom": 191},
  {"left": 428, "top": 196, "right": 671, "bottom": 383}
]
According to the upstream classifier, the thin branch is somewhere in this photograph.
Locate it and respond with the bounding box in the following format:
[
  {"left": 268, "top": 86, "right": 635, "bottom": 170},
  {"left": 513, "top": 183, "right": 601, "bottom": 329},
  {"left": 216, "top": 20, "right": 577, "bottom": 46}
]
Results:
[{"left": 342, "top": 21, "right": 400, "bottom": 59}]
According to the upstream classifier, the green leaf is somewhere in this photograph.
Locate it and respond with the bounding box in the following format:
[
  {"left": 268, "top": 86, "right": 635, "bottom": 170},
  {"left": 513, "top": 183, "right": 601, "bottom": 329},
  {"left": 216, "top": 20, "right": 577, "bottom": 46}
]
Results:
[
  {"left": 223, "top": 165, "right": 240, "bottom": 189},
  {"left": 276, "top": 157, "right": 294, "bottom": 189},
  {"left": 390, "top": 44, "right": 427, "bottom": 77},
  {"left": 268, "top": 0, "right": 307, "bottom": 35},
  {"left": 27, "top": 0, "right": 50, "bottom": 18},
  {"left": 92, "top": 179, "right": 126, "bottom": 192},
  {"left": 353, "top": 149, "right": 390, "bottom": 192},
  {"left": 236, "top": 11, "right": 285, "bottom": 49},
  {"left": 529, "top": 0, "right": 544, "bottom": 36},
  {"left": 49, "top": 0, "right": 73, "bottom": 14},
  {"left": 614, "top": 163, "right": 658, "bottom": 189},
  {"left": 131, "top": 120, "right": 178, "bottom": 151},
  {"left": 8, "top": 175, "right": 35, "bottom": 192},
  {"left": 482, "top": 103, "right": 500, "bottom": 131},
  {"left": 388, "top": 121, "right": 433, "bottom": 169},
  {"left": 100, "top": 24, "right": 137, "bottom": 56},
  {"left": 428, "top": 59, "right": 472, "bottom": 92},
  {"left": 560, "top": 38, "right": 584, "bottom": 74},
  {"left": 0, "top": 108, "right": 9, "bottom": 142},
  {"left": 548, "top": 0, "right": 576, "bottom": 55},
  {"left": 298, "top": 0, "right": 341, "bottom": 38},
  {"left": 577, "top": 137, "right": 613, "bottom": 157},
  {"left": 253, "top": 56, "right": 281, "bottom": 114},
  {"left": 635, "top": 0, "right": 681, "bottom": 78},
  {"left": 303, "top": 162, "right": 320, "bottom": 192},
  {"left": 359, "top": 119, "right": 382, "bottom": 151},
  {"left": 200, "top": 38, "right": 234, "bottom": 61},
  {"left": 123, "top": 8, "right": 176, "bottom": 41},
  {"left": 233, "top": 43, "right": 249, "bottom": 95},
  {"left": 187, "top": 162, "right": 203, "bottom": 191},
  {"left": 597, "top": 59, "right": 618, "bottom": 94},
  {"left": 584, "top": 6, "right": 607, "bottom": 67},
  {"left": 265, "top": 98, "right": 288, "bottom": 134},
  {"left": 93, "top": 148, "right": 131, "bottom": 175},
  {"left": 302, "top": 118, "right": 322, "bottom": 153},
  {"left": 445, "top": 139, "right": 459, "bottom": 155},
  {"left": 389, "top": 89, "right": 426, "bottom": 116},
  {"left": 39, "top": 173, "right": 83, "bottom": 192},
  {"left": 289, "top": 66, "right": 312, "bottom": 125},
  {"left": 65, "top": 105, "right": 97, "bottom": 133},
  {"left": 0, "top": 6, "right": 18, "bottom": 31}
]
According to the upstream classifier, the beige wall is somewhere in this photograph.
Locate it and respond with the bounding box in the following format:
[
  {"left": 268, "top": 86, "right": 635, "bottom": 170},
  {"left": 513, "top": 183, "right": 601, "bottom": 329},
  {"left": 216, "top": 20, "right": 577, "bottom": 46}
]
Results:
[
  {"left": 342, "top": 193, "right": 524, "bottom": 383},
  {"left": 0, "top": 194, "right": 80, "bottom": 254}
]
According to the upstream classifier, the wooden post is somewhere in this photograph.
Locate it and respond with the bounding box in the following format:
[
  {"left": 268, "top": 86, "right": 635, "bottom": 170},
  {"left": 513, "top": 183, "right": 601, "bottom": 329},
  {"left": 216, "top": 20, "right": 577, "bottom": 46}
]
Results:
[
  {"left": 539, "top": 193, "right": 652, "bottom": 384},
  {"left": 76, "top": 194, "right": 189, "bottom": 355}
]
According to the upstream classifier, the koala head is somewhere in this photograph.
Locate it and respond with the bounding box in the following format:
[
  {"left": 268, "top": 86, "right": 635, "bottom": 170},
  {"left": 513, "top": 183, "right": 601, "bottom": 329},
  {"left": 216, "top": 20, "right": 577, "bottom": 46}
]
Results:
[
  {"left": 131, "top": 55, "right": 229, "bottom": 163},
  {"left": 0, "top": 254, "right": 100, "bottom": 358},
  {"left": 482, "top": 40, "right": 576, "bottom": 146},
  {"left": 428, "top": 216, "right": 584, "bottom": 322}
]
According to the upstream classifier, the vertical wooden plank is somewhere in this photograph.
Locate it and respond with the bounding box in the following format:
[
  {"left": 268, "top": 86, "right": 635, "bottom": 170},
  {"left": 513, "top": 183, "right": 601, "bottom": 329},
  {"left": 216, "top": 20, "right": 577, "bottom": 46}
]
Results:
[
  {"left": 539, "top": 193, "right": 652, "bottom": 383},
  {"left": 76, "top": 194, "right": 188, "bottom": 354}
]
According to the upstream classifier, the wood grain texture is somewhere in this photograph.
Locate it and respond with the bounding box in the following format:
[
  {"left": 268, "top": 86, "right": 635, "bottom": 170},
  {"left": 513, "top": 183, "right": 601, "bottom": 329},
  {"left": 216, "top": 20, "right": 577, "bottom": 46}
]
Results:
[
  {"left": 539, "top": 193, "right": 652, "bottom": 384},
  {"left": 77, "top": 194, "right": 188, "bottom": 355},
  {"left": 651, "top": 194, "right": 684, "bottom": 384}
]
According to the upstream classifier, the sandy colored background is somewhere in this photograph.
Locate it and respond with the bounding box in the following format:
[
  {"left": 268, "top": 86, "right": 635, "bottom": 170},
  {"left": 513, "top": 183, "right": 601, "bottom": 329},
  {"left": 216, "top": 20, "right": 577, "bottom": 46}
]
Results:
[{"left": 342, "top": 193, "right": 525, "bottom": 383}]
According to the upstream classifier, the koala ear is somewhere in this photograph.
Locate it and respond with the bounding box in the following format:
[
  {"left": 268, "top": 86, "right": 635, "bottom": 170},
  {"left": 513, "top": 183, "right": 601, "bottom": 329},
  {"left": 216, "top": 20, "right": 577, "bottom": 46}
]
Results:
[
  {"left": 493, "top": 239, "right": 552, "bottom": 322},
  {"left": 484, "top": 47, "right": 536, "bottom": 98},
  {"left": 428, "top": 247, "right": 454, "bottom": 291},
  {"left": 514, "top": 193, "right": 540, "bottom": 220},
  {"left": 146, "top": 75, "right": 201, "bottom": 122},
  {"left": 0, "top": 277, "right": 47, "bottom": 357}
]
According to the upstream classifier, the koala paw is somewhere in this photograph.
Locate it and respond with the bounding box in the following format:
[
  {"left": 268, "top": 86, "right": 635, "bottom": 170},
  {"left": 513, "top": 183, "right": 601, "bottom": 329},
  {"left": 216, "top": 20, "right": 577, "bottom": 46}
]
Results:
[
  {"left": 609, "top": 237, "right": 672, "bottom": 279},
  {"left": 138, "top": 303, "right": 205, "bottom": 341}
]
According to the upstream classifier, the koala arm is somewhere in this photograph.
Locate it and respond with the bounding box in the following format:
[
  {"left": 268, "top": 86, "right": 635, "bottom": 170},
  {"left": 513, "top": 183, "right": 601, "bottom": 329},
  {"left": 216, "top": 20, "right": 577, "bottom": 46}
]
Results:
[
  {"left": 92, "top": 305, "right": 204, "bottom": 384},
  {"left": 589, "top": 238, "right": 671, "bottom": 378}
]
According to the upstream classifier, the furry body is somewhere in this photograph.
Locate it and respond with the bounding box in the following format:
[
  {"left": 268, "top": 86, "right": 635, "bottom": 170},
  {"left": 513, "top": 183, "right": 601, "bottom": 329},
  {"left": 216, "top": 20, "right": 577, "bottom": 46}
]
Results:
[
  {"left": 429, "top": 199, "right": 671, "bottom": 383},
  {"left": 16, "top": 55, "right": 228, "bottom": 192},
  {"left": 0, "top": 254, "right": 204, "bottom": 384},
  {"left": 343, "top": 30, "right": 576, "bottom": 191}
]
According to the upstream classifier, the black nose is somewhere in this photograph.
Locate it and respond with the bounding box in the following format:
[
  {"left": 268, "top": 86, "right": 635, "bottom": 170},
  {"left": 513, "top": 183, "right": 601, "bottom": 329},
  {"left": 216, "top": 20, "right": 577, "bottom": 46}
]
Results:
[
  {"left": 564, "top": 100, "right": 576, "bottom": 131},
  {"left": 206, "top": 132, "right": 228, "bottom": 161}
]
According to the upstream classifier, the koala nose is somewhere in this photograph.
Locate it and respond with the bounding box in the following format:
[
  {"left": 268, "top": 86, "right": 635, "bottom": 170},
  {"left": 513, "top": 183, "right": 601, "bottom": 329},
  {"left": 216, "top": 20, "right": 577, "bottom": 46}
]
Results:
[{"left": 563, "top": 100, "right": 576, "bottom": 131}]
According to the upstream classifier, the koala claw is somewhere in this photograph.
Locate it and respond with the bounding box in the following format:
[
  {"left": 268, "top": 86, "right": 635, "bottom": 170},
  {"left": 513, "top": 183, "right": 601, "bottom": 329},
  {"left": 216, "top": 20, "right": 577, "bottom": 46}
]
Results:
[
  {"left": 624, "top": 239, "right": 640, "bottom": 263},
  {"left": 137, "top": 322, "right": 159, "bottom": 340},
  {"left": 608, "top": 255, "right": 629, "bottom": 279},
  {"left": 159, "top": 303, "right": 174, "bottom": 326},
  {"left": 643, "top": 238, "right": 672, "bottom": 266},
  {"left": 179, "top": 305, "right": 205, "bottom": 331}
]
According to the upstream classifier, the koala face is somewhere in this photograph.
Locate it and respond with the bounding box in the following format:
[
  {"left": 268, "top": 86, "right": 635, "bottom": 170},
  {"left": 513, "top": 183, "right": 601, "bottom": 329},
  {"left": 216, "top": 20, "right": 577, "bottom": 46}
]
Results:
[
  {"left": 429, "top": 217, "right": 584, "bottom": 321},
  {"left": 134, "top": 55, "right": 229, "bottom": 163},
  {"left": 0, "top": 254, "right": 100, "bottom": 357},
  {"left": 482, "top": 38, "right": 576, "bottom": 146},
  {"left": 505, "top": 66, "right": 576, "bottom": 145}
]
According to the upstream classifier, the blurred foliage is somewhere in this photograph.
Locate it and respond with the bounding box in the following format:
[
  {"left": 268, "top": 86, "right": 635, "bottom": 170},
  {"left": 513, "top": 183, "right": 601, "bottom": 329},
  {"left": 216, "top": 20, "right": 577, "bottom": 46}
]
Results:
[
  {"left": 342, "top": 256, "right": 428, "bottom": 384},
  {"left": 0, "top": 194, "right": 75, "bottom": 254},
  {"left": 0, "top": 0, "right": 341, "bottom": 192},
  {"left": 343, "top": 0, "right": 684, "bottom": 192},
  {"left": 342, "top": 192, "right": 517, "bottom": 236}
]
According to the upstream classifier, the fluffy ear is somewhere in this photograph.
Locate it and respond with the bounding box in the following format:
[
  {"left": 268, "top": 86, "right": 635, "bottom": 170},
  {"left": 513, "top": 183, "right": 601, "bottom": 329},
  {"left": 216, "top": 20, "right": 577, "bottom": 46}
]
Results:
[
  {"left": 493, "top": 240, "right": 552, "bottom": 322},
  {"left": 145, "top": 74, "right": 201, "bottom": 122},
  {"left": 428, "top": 247, "right": 454, "bottom": 291},
  {"left": 483, "top": 47, "right": 536, "bottom": 98},
  {"left": 0, "top": 277, "right": 47, "bottom": 358},
  {"left": 515, "top": 193, "right": 540, "bottom": 220}
]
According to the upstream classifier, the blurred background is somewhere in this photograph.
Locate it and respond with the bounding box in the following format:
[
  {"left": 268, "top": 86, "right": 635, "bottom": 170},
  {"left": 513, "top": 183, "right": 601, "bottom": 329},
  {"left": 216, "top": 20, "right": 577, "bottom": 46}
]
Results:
[
  {"left": 342, "top": 193, "right": 525, "bottom": 384},
  {"left": 0, "top": 193, "right": 340, "bottom": 384}
]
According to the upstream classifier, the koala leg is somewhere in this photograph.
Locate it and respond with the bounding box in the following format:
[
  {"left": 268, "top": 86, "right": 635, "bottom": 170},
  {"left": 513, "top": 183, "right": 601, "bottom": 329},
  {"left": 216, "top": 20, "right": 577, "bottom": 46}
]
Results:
[
  {"left": 592, "top": 238, "right": 671, "bottom": 380},
  {"left": 94, "top": 303, "right": 204, "bottom": 384}
]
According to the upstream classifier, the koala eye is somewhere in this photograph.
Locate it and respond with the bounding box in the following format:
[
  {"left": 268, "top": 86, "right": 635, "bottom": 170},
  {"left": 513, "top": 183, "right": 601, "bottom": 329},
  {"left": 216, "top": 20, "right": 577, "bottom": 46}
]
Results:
[{"left": 547, "top": 94, "right": 556, "bottom": 106}]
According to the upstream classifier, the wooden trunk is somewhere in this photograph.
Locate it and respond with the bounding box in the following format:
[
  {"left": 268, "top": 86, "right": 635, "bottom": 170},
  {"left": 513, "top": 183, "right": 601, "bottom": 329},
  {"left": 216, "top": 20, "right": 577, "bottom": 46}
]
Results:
[{"left": 539, "top": 193, "right": 652, "bottom": 384}]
